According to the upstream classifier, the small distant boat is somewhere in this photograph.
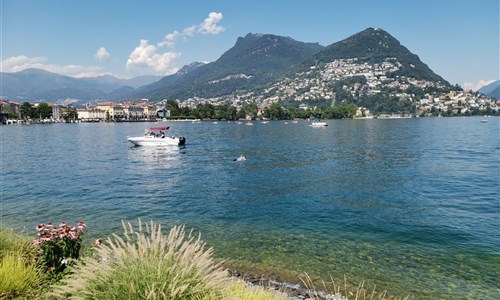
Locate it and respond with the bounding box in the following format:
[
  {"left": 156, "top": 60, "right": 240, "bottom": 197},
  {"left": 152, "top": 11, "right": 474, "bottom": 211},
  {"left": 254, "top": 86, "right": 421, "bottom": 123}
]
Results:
[
  {"left": 260, "top": 121, "right": 269, "bottom": 124},
  {"left": 246, "top": 121, "right": 254, "bottom": 126},
  {"left": 127, "top": 126, "right": 186, "bottom": 146},
  {"left": 311, "top": 120, "right": 328, "bottom": 127},
  {"left": 480, "top": 118, "right": 488, "bottom": 123}
]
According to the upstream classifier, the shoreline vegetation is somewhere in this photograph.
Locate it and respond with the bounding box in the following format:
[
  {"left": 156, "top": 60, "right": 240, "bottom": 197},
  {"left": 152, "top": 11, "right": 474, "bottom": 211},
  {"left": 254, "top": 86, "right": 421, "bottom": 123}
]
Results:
[{"left": 0, "top": 220, "right": 407, "bottom": 300}]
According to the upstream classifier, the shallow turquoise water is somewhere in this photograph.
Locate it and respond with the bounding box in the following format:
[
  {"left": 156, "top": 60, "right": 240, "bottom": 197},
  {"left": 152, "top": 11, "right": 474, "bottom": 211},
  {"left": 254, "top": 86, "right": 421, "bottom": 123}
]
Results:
[{"left": 1, "top": 117, "right": 499, "bottom": 299}]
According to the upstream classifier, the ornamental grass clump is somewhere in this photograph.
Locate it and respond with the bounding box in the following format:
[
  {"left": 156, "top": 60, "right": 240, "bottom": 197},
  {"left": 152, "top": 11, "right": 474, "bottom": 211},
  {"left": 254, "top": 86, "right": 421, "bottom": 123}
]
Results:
[
  {"left": 0, "top": 227, "right": 31, "bottom": 259},
  {"left": 49, "top": 220, "right": 230, "bottom": 300},
  {"left": 0, "top": 227, "right": 44, "bottom": 298},
  {"left": 0, "top": 252, "right": 43, "bottom": 298},
  {"left": 223, "top": 280, "right": 287, "bottom": 300},
  {"left": 300, "top": 273, "right": 409, "bottom": 300}
]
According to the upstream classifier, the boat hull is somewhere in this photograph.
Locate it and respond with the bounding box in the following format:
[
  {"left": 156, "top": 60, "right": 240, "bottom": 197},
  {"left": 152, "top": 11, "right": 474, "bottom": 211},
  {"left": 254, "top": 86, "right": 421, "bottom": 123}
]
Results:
[{"left": 128, "top": 136, "right": 186, "bottom": 146}]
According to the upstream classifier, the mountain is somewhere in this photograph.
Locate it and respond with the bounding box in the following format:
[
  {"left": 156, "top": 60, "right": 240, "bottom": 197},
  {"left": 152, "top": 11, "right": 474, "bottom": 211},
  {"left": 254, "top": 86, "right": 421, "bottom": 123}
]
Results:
[
  {"left": 0, "top": 69, "right": 161, "bottom": 102},
  {"left": 236, "top": 27, "right": 455, "bottom": 113},
  {"left": 479, "top": 80, "right": 500, "bottom": 99},
  {"left": 138, "top": 33, "right": 324, "bottom": 100},
  {"left": 0, "top": 68, "right": 87, "bottom": 100},
  {"left": 305, "top": 27, "right": 448, "bottom": 83},
  {"left": 133, "top": 62, "right": 206, "bottom": 97}
]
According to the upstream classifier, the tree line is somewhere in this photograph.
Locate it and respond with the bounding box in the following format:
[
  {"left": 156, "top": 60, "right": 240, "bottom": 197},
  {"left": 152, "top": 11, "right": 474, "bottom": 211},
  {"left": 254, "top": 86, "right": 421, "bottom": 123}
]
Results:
[
  {"left": 165, "top": 99, "right": 358, "bottom": 120},
  {"left": 18, "top": 102, "right": 78, "bottom": 121}
]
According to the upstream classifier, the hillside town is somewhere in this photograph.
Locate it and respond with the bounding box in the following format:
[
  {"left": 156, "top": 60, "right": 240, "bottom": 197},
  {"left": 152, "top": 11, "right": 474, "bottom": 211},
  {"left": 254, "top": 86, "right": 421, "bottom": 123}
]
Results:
[{"left": 168, "top": 58, "right": 499, "bottom": 118}]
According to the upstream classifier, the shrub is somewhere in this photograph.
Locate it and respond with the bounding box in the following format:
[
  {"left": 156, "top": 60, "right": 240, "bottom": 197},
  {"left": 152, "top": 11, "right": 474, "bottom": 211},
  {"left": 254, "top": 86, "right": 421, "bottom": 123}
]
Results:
[{"left": 49, "top": 220, "right": 230, "bottom": 299}]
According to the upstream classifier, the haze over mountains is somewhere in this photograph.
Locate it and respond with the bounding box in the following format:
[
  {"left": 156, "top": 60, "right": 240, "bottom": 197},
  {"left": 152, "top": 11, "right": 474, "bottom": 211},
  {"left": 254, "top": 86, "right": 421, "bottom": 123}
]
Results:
[
  {"left": 479, "top": 80, "right": 500, "bottom": 99},
  {"left": 0, "top": 68, "right": 162, "bottom": 102},
  {"left": 3, "top": 27, "right": 492, "bottom": 105}
]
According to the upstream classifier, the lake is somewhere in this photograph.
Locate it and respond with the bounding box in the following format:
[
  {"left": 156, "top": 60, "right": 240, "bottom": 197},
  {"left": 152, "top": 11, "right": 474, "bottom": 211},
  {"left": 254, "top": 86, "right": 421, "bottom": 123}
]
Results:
[{"left": 1, "top": 117, "right": 499, "bottom": 299}]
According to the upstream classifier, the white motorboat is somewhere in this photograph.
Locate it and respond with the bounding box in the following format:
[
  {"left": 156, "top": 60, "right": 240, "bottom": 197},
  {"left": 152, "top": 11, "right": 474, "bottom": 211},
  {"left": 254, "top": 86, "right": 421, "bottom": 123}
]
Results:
[
  {"left": 311, "top": 120, "right": 328, "bottom": 127},
  {"left": 127, "top": 126, "right": 186, "bottom": 146}
]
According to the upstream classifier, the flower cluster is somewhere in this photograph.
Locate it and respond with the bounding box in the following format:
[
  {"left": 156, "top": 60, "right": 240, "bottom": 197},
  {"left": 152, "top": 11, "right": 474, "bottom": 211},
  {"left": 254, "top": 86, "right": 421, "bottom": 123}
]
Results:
[
  {"left": 33, "top": 221, "right": 86, "bottom": 274},
  {"left": 33, "top": 221, "right": 85, "bottom": 245}
]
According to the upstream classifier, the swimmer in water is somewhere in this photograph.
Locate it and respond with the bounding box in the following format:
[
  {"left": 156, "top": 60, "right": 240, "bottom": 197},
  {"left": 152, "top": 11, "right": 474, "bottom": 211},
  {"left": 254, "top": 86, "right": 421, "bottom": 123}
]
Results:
[{"left": 234, "top": 155, "right": 246, "bottom": 161}]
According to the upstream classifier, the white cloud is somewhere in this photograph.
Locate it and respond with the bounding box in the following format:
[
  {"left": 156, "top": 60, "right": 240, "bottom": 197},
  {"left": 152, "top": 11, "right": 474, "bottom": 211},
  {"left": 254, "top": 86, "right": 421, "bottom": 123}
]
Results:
[
  {"left": 126, "top": 39, "right": 180, "bottom": 76},
  {"left": 157, "top": 31, "right": 179, "bottom": 48},
  {"left": 130, "top": 12, "right": 224, "bottom": 75},
  {"left": 198, "top": 12, "right": 225, "bottom": 35},
  {"left": 157, "top": 12, "right": 225, "bottom": 48},
  {"left": 95, "top": 47, "right": 110, "bottom": 60},
  {"left": 182, "top": 25, "right": 197, "bottom": 37},
  {"left": 462, "top": 79, "right": 496, "bottom": 91},
  {"left": 1, "top": 55, "right": 105, "bottom": 77}
]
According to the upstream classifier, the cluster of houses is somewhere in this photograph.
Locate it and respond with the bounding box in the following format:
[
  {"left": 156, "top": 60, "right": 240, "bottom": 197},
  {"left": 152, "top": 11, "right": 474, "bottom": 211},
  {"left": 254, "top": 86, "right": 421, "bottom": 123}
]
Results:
[
  {"left": 416, "top": 90, "right": 498, "bottom": 115},
  {"left": 257, "top": 57, "right": 451, "bottom": 105},
  {"left": 0, "top": 101, "right": 162, "bottom": 124},
  {"left": 77, "top": 102, "right": 159, "bottom": 121}
]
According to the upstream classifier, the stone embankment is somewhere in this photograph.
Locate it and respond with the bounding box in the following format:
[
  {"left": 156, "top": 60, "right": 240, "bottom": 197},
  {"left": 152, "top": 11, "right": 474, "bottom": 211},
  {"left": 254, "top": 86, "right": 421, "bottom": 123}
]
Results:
[{"left": 229, "top": 271, "right": 346, "bottom": 300}]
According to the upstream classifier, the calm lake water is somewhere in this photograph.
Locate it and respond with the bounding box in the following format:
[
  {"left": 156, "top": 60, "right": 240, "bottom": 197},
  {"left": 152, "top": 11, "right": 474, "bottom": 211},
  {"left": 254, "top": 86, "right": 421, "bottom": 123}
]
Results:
[{"left": 1, "top": 117, "right": 499, "bottom": 299}]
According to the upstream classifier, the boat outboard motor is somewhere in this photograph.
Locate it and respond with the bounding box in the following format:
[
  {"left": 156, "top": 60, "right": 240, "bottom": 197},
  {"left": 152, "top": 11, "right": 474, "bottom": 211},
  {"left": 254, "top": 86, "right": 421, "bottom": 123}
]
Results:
[{"left": 178, "top": 137, "right": 186, "bottom": 145}]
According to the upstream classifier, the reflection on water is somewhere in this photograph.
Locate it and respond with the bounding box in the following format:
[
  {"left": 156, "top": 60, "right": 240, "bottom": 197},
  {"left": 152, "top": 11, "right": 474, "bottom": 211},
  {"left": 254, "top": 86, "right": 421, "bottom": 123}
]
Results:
[
  {"left": 127, "top": 145, "right": 185, "bottom": 194},
  {"left": 128, "top": 145, "right": 184, "bottom": 170}
]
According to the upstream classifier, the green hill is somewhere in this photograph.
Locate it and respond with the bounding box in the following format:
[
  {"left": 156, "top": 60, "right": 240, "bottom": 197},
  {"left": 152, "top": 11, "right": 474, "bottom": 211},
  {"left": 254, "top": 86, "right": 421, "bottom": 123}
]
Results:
[
  {"left": 140, "top": 33, "right": 324, "bottom": 100},
  {"left": 309, "top": 27, "right": 448, "bottom": 84}
]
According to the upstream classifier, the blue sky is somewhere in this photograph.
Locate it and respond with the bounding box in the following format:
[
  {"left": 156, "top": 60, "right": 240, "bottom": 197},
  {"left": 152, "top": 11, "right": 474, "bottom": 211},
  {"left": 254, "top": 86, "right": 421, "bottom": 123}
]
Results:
[{"left": 2, "top": 0, "right": 499, "bottom": 90}]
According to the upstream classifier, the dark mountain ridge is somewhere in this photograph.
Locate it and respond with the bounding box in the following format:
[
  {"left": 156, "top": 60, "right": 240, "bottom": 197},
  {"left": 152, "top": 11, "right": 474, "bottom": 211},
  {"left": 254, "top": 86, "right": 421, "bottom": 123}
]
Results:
[
  {"left": 140, "top": 33, "right": 325, "bottom": 100},
  {"left": 306, "top": 27, "right": 448, "bottom": 83}
]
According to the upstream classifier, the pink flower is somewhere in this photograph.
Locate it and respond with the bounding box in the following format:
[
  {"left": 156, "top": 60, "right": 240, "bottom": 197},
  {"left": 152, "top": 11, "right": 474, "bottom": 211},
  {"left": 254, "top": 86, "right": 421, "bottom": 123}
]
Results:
[
  {"left": 95, "top": 239, "right": 103, "bottom": 246},
  {"left": 69, "top": 231, "right": 78, "bottom": 240}
]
